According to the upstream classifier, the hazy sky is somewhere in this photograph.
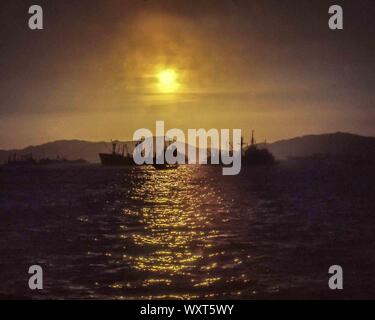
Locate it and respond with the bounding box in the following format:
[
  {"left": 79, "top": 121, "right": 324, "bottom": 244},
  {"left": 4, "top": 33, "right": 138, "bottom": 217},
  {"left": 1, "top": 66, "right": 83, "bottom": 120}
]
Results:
[{"left": 0, "top": 0, "right": 374, "bottom": 149}]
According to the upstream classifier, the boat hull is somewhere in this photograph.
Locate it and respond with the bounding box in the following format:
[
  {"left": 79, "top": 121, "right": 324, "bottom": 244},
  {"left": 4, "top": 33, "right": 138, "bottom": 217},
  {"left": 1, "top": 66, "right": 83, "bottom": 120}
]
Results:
[{"left": 99, "top": 153, "right": 135, "bottom": 166}]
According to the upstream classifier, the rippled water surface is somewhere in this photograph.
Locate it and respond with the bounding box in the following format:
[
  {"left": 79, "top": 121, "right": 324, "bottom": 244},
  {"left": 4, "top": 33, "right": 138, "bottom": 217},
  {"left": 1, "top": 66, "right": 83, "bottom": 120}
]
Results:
[{"left": 1, "top": 163, "right": 375, "bottom": 299}]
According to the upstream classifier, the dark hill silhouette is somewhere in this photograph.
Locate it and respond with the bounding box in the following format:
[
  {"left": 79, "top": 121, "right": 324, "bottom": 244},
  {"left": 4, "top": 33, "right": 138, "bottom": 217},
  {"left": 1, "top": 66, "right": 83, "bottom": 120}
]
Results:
[
  {"left": 0, "top": 140, "right": 111, "bottom": 164},
  {"left": 0, "top": 138, "right": 191, "bottom": 164},
  {"left": 1, "top": 132, "right": 375, "bottom": 164},
  {"left": 259, "top": 132, "right": 375, "bottom": 160}
]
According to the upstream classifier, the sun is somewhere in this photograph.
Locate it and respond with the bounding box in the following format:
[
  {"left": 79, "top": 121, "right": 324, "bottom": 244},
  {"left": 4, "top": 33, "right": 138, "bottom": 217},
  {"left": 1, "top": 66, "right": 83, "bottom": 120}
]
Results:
[{"left": 157, "top": 69, "right": 179, "bottom": 93}]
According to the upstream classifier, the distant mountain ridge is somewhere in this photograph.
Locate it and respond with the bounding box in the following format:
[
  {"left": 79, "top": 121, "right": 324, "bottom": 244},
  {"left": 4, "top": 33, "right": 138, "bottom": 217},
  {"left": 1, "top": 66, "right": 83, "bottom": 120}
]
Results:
[
  {"left": 260, "top": 132, "right": 375, "bottom": 160},
  {"left": 1, "top": 132, "right": 375, "bottom": 164},
  {"left": 0, "top": 140, "right": 112, "bottom": 164}
]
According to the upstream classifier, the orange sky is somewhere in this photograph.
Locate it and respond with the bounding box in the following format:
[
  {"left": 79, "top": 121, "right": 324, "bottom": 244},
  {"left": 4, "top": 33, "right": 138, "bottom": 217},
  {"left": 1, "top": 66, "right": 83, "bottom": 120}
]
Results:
[{"left": 0, "top": 0, "right": 374, "bottom": 149}]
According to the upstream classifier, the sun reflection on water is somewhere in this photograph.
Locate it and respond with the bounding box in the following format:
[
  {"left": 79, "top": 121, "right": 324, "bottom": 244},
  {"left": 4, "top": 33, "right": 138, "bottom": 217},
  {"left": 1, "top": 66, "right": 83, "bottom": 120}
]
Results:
[
  {"left": 128, "top": 167, "right": 210, "bottom": 275},
  {"left": 113, "top": 166, "right": 230, "bottom": 298},
  {"left": 89, "top": 165, "right": 254, "bottom": 299},
  {"left": 2, "top": 162, "right": 369, "bottom": 299}
]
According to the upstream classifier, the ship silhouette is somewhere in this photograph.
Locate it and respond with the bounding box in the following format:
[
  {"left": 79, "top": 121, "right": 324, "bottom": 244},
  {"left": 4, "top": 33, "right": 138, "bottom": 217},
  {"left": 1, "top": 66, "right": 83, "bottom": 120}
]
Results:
[
  {"left": 99, "top": 131, "right": 275, "bottom": 167},
  {"left": 99, "top": 138, "right": 180, "bottom": 169},
  {"left": 99, "top": 140, "right": 135, "bottom": 166},
  {"left": 6, "top": 153, "right": 37, "bottom": 166},
  {"left": 242, "top": 130, "right": 275, "bottom": 165},
  {"left": 207, "top": 130, "right": 276, "bottom": 166},
  {"left": 6, "top": 153, "right": 87, "bottom": 166}
]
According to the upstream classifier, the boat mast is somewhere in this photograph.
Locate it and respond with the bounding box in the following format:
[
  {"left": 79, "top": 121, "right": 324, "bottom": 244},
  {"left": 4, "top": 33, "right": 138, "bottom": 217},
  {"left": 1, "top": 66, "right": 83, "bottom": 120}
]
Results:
[{"left": 111, "top": 140, "right": 117, "bottom": 154}]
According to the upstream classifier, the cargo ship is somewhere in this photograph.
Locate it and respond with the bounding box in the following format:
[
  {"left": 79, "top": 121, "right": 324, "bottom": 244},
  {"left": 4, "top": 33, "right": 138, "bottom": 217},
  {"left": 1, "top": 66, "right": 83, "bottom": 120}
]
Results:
[
  {"left": 99, "top": 138, "right": 180, "bottom": 169},
  {"left": 99, "top": 132, "right": 275, "bottom": 167},
  {"left": 207, "top": 130, "right": 275, "bottom": 166},
  {"left": 242, "top": 130, "right": 275, "bottom": 165},
  {"left": 99, "top": 140, "right": 135, "bottom": 166}
]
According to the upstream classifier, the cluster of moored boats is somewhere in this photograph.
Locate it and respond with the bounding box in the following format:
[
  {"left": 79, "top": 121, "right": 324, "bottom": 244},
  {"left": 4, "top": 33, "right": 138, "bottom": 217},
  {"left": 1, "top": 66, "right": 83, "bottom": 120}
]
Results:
[
  {"left": 5, "top": 154, "right": 87, "bottom": 166},
  {"left": 4, "top": 131, "right": 275, "bottom": 170},
  {"left": 99, "top": 131, "right": 275, "bottom": 170}
]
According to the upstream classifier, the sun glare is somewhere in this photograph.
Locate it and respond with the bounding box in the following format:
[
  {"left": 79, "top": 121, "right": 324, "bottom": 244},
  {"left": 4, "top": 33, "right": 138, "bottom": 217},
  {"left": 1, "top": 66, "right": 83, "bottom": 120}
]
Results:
[{"left": 157, "top": 69, "right": 179, "bottom": 93}]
